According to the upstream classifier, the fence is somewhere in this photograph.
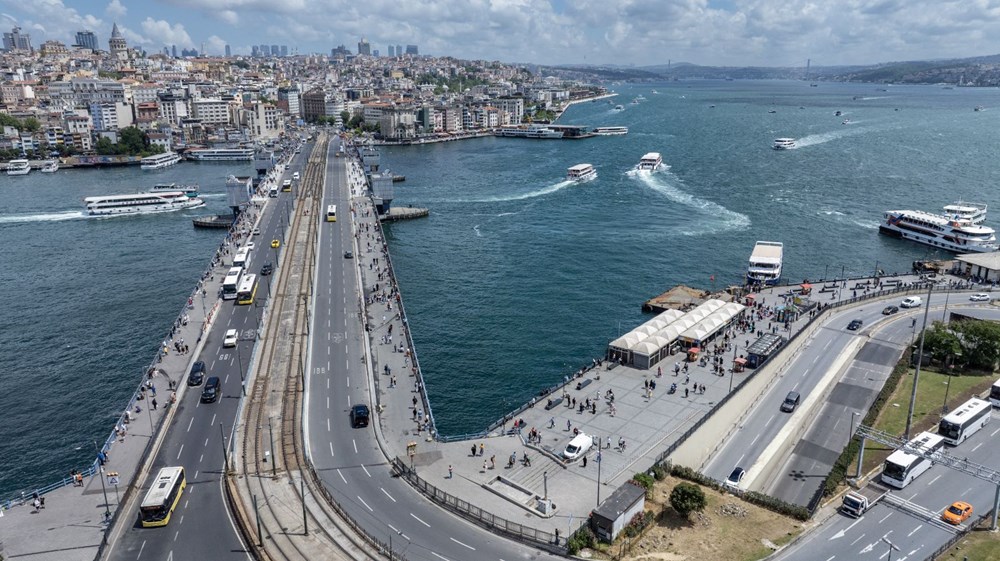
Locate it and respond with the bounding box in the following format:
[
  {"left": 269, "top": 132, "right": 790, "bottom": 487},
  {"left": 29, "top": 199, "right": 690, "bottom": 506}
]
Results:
[{"left": 390, "top": 457, "right": 570, "bottom": 554}]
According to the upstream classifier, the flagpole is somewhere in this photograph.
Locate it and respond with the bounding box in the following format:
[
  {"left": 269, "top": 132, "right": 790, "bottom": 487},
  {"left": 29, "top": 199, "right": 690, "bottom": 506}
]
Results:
[{"left": 596, "top": 449, "right": 602, "bottom": 506}]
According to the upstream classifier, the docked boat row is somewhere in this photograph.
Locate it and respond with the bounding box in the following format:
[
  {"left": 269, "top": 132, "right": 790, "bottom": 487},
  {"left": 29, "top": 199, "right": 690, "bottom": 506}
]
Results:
[
  {"left": 84, "top": 190, "right": 205, "bottom": 216},
  {"left": 185, "top": 147, "right": 256, "bottom": 161},
  {"left": 879, "top": 202, "right": 997, "bottom": 253},
  {"left": 140, "top": 151, "right": 182, "bottom": 170},
  {"left": 6, "top": 159, "right": 30, "bottom": 175},
  {"left": 495, "top": 125, "right": 564, "bottom": 139}
]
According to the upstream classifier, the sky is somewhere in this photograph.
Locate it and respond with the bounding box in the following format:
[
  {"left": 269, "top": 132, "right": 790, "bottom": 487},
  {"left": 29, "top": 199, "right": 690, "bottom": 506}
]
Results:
[{"left": 4, "top": 0, "right": 1000, "bottom": 67}]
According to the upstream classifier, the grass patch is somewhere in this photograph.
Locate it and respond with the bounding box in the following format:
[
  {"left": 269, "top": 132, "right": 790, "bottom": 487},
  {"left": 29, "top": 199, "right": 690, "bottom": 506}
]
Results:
[
  {"left": 934, "top": 527, "right": 1000, "bottom": 561},
  {"left": 586, "top": 476, "right": 802, "bottom": 561}
]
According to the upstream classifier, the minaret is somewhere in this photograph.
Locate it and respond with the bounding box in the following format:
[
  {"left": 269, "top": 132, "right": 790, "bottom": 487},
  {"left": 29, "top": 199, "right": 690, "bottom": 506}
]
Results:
[{"left": 109, "top": 23, "right": 128, "bottom": 61}]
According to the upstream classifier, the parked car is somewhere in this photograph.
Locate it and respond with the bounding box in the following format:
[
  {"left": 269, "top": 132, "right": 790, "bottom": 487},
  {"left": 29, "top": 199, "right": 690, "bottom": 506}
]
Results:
[
  {"left": 882, "top": 305, "right": 899, "bottom": 315},
  {"left": 223, "top": 329, "right": 238, "bottom": 347},
  {"left": 245, "top": 242, "right": 255, "bottom": 251},
  {"left": 188, "top": 361, "right": 206, "bottom": 386},
  {"left": 970, "top": 293, "right": 991, "bottom": 302},
  {"left": 350, "top": 404, "right": 370, "bottom": 428},
  {"left": 252, "top": 227, "right": 261, "bottom": 236},
  {"left": 847, "top": 319, "right": 863, "bottom": 331},
  {"left": 725, "top": 466, "right": 746, "bottom": 489},
  {"left": 941, "top": 501, "right": 973, "bottom": 525},
  {"left": 562, "top": 433, "right": 593, "bottom": 461}
]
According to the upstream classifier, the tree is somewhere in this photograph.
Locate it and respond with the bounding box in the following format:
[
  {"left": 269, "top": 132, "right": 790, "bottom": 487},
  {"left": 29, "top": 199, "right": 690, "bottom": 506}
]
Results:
[
  {"left": 669, "top": 482, "right": 706, "bottom": 518},
  {"left": 347, "top": 115, "right": 364, "bottom": 129},
  {"left": 923, "top": 321, "right": 962, "bottom": 364},
  {"left": 340, "top": 110, "right": 351, "bottom": 125},
  {"left": 21, "top": 117, "right": 40, "bottom": 132},
  {"left": 952, "top": 319, "right": 1000, "bottom": 370},
  {"left": 95, "top": 136, "right": 115, "bottom": 155}
]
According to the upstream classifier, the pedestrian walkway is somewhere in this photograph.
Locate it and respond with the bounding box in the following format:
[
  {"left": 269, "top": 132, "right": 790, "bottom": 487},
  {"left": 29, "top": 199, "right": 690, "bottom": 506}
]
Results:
[{"left": 0, "top": 211, "right": 264, "bottom": 561}]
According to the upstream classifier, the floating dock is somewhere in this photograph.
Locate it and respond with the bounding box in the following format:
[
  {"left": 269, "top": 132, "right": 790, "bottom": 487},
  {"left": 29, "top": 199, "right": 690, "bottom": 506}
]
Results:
[
  {"left": 642, "top": 284, "right": 735, "bottom": 313},
  {"left": 192, "top": 214, "right": 236, "bottom": 229},
  {"left": 380, "top": 207, "right": 429, "bottom": 222}
]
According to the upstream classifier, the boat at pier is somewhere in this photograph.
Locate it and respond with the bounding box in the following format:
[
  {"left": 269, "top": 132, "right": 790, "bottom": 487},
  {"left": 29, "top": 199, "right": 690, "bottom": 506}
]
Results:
[
  {"left": 150, "top": 182, "right": 200, "bottom": 197},
  {"left": 567, "top": 164, "right": 597, "bottom": 182},
  {"left": 84, "top": 191, "right": 205, "bottom": 216},
  {"left": 6, "top": 159, "right": 30, "bottom": 175},
  {"left": 186, "top": 147, "right": 256, "bottom": 161},
  {"left": 496, "top": 125, "right": 564, "bottom": 139},
  {"left": 593, "top": 126, "right": 628, "bottom": 136},
  {"left": 636, "top": 152, "right": 663, "bottom": 172},
  {"left": 773, "top": 138, "right": 796, "bottom": 150},
  {"left": 140, "top": 151, "right": 182, "bottom": 170},
  {"left": 879, "top": 207, "right": 998, "bottom": 253},
  {"left": 747, "top": 241, "right": 784, "bottom": 285},
  {"left": 39, "top": 160, "right": 59, "bottom": 173},
  {"left": 943, "top": 201, "right": 987, "bottom": 224}
]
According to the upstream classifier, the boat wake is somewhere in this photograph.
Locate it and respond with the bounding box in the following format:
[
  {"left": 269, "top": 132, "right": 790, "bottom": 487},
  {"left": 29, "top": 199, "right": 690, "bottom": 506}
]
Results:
[
  {"left": 0, "top": 210, "right": 87, "bottom": 224},
  {"left": 792, "top": 126, "right": 870, "bottom": 149},
  {"left": 466, "top": 180, "right": 577, "bottom": 203},
  {"left": 818, "top": 209, "right": 880, "bottom": 230},
  {"left": 632, "top": 172, "right": 750, "bottom": 235}
]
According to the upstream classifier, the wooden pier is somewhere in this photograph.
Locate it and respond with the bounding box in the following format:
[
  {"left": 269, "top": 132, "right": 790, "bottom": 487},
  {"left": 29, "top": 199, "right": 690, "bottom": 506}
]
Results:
[{"left": 380, "top": 207, "right": 429, "bottom": 222}]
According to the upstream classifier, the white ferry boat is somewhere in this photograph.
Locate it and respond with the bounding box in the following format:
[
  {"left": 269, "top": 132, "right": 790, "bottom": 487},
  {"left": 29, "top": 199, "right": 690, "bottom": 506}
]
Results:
[
  {"left": 612, "top": 104, "right": 625, "bottom": 111},
  {"left": 636, "top": 152, "right": 663, "bottom": 172},
  {"left": 747, "top": 241, "right": 784, "bottom": 285},
  {"left": 84, "top": 191, "right": 205, "bottom": 216},
  {"left": 567, "top": 164, "right": 597, "bottom": 182},
  {"left": 150, "top": 182, "right": 200, "bottom": 197},
  {"left": 140, "top": 151, "right": 182, "bottom": 170},
  {"left": 773, "top": 138, "right": 796, "bottom": 150},
  {"left": 879, "top": 209, "right": 998, "bottom": 253},
  {"left": 186, "top": 147, "right": 256, "bottom": 161},
  {"left": 6, "top": 159, "right": 30, "bottom": 175},
  {"left": 593, "top": 126, "right": 629, "bottom": 136},
  {"left": 39, "top": 160, "right": 59, "bottom": 173},
  {"left": 496, "top": 125, "right": 564, "bottom": 139},
  {"left": 943, "top": 201, "right": 987, "bottom": 225}
]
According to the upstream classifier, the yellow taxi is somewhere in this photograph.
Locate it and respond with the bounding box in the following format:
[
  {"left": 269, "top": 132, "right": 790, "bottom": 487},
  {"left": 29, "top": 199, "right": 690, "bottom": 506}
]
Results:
[
  {"left": 941, "top": 501, "right": 973, "bottom": 525},
  {"left": 271, "top": 239, "right": 280, "bottom": 248}
]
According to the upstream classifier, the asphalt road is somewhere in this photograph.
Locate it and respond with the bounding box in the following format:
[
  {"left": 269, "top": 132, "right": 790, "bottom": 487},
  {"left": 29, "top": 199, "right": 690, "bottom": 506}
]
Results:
[
  {"left": 105, "top": 149, "right": 307, "bottom": 561},
  {"left": 304, "top": 139, "right": 561, "bottom": 561}
]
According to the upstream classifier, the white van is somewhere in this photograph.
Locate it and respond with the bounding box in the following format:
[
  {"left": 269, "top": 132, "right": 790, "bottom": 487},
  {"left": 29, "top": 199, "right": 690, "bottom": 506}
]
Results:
[
  {"left": 901, "top": 296, "right": 923, "bottom": 308},
  {"left": 292, "top": 172, "right": 300, "bottom": 181},
  {"left": 562, "top": 433, "right": 593, "bottom": 461}
]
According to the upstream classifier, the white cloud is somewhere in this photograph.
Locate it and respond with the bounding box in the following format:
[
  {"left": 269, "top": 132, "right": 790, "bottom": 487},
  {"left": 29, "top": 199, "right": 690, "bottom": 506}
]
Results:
[
  {"left": 140, "top": 17, "right": 193, "bottom": 48},
  {"left": 205, "top": 34, "right": 227, "bottom": 55},
  {"left": 218, "top": 10, "right": 238, "bottom": 25},
  {"left": 105, "top": 0, "right": 126, "bottom": 18}
]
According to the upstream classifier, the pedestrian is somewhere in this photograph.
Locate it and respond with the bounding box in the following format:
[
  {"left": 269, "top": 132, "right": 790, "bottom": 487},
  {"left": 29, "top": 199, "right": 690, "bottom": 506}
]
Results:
[
  {"left": 566, "top": 419, "right": 572, "bottom": 431},
  {"left": 471, "top": 444, "right": 477, "bottom": 457},
  {"left": 33, "top": 497, "right": 41, "bottom": 512},
  {"left": 483, "top": 460, "right": 488, "bottom": 472},
  {"left": 479, "top": 443, "right": 485, "bottom": 456},
  {"left": 448, "top": 465, "right": 453, "bottom": 478},
  {"left": 684, "top": 388, "right": 689, "bottom": 398},
  {"left": 490, "top": 455, "right": 496, "bottom": 469},
  {"left": 582, "top": 455, "right": 588, "bottom": 468},
  {"left": 151, "top": 397, "right": 158, "bottom": 410},
  {"left": 549, "top": 416, "right": 555, "bottom": 429}
]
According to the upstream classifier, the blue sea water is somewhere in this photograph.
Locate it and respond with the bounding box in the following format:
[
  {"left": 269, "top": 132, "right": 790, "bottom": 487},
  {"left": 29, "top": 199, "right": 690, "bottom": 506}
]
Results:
[{"left": 3, "top": 80, "right": 999, "bottom": 496}]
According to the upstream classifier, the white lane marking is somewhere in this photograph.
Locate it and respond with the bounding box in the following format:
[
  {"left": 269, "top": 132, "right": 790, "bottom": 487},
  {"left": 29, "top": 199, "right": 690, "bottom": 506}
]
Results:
[
  {"left": 765, "top": 414, "right": 776, "bottom": 426},
  {"left": 173, "top": 530, "right": 179, "bottom": 542},
  {"left": 907, "top": 524, "right": 922, "bottom": 537},
  {"left": 824, "top": 557, "right": 834, "bottom": 561},
  {"left": 347, "top": 377, "right": 350, "bottom": 387},
  {"left": 387, "top": 524, "right": 409, "bottom": 541},
  {"left": 194, "top": 471, "right": 199, "bottom": 479},
  {"left": 187, "top": 417, "right": 194, "bottom": 432},
  {"left": 431, "top": 553, "right": 450, "bottom": 561},
  {"left": 176, "top": 445, "right": 184, "bottom": 460},
  {"left": 357, "top": 495, "right": 373, "bottom": 512},
  {"left": 137, "top": 540, "right": 146, "bottom": 559},
  {"left": 972, "top": 442, "right": 983, "bottom": 452},
  {"left": 224, "top": 374, "right": 229, "bottom": 384},
  {"left": 928, "top": 474, "right": 942, "bottom": 486},
  {"left": 327, "top": 418, "right": 331, "bottom": 432},
  {"left": 411, "top": 512, "right": 431, "bottom": 527},
  {"left": 198, "top": 454, "right": 203, "bottom": 464},
  {"left": 750, "top": 434, "right": 760, "bottom": 446},
  {"left": 204, "top": 438, "right": 209, "bottom": 447},
  {"left": 326, "top": 396, "right": 330, "bottom": 409},
  {"left": 450, "top": 537, "right": 475, "bottom": 551},
  {"left": 850, "top": 533, "right": 866, "bottom": 545},
  {"left": 381, "top": 487, "right": 396, "bottom": 502},
  {"left": 353, "top": 439, "right": 359, "bottom": 454},
  {"left": 879, "top": 512, "right": 892, "bottom": 523},
  {"left": 991, "top": 426, "right": 1000, "bottom": 437},
  {"left": 337, "top": 469, "right": 347, "bottom": 484},
  {"left": 327, "top": 378, "right": 330, "bottom": 389},
  {"left": 362, "top": 463, "right": 370, "bottom": 477},
  {"left": 210, "top": 414, "right": 216, "bottom": 426}
]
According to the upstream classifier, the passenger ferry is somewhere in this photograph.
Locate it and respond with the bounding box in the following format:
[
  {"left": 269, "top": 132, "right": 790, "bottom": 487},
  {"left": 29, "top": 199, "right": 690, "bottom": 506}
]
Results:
[
  {"left": 879, "top": 208, "right": 998, "bottom": 253},
  {"left": 186, "top": 147, "right": 256, "bottom": 161},
  {"left": 636, "top": 152, "right": 663, "bottom": 172},
  {"left": 942, "top": 201, "right": 987, "bottom": 225},
  {"left": 39, "top": 160, "right": 59, "bottom": 173},
  {"left": 612, "top": 104, "right": 625, "bottom": 111},
  {"left": 150, "top": 182, "right": 200, "bottom": 197},
  {"left": 773, "top": 138, "right": 796, "bottom": 150},
  {"left": 747, "top": 241, "right": 784, "bottom": 286},
  {"left": 140, "top": 151, "right": 182, "bottom": 170},
  {"left": 495, "top": 125, "right": 564, "bottom": 139},
  {"left": 593, "top": 126, "right": 629, "bottom": 136},
  {"left": 6, "top": 159, "right": 30, "bottom": 175},
  {"left": 566, "top": 164, "right": 597, "bottom": 182},
  {"left": 84, "top": 191, "right": 205, "bottom": 216}
]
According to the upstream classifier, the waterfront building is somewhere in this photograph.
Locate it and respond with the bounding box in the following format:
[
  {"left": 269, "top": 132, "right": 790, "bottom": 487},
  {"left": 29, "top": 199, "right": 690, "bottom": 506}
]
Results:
[
  {"left": 494, "top": 97, "right": 524, "bottom": 125},
  {"left": 3, "top": 26, "right": 32, "bottom": 52},
  {"left": 158, "top": 93, "right": 190, "bottom": 125},
  {"left": 74, "top": 30, "right": 98, "bottom": 51},
  {"left": 89, "top": 101, "right": 134, "bottom": 131},
  {"left": 244, "top": 102, "right": 284, "bottom": 139},
  {"left": 379, "top": 106, "right": 417, "bottom": 140}
]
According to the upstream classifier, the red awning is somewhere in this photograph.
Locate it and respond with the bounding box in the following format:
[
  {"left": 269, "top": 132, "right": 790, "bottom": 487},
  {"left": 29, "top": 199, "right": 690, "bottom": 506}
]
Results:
[
  {"left": 745, "top": 293, "right": 757, "bottom": 299},
  {"left": 688, "top": 347, "right": 701, "bottom": 353},
  {"left": 801, "top": 283, "right": 812, "bottom": 290},
  {"left": 734, "top": 357, "right": 747, "bottom": 364}
]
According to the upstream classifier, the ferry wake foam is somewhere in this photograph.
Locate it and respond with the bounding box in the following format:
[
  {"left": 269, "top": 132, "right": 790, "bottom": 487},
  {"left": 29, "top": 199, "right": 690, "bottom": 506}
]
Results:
[
  {"left": 469, "top": 180, "right": 576, "bottom": 203},
  {"left": 793, "top": 126, "right": 870, "bottom": 149},
  {"left": 0, "top": 210, "right": 88, "bottom": 223},
  {"left": 633, "top": 172, "right": 750, "bottom": 236}
]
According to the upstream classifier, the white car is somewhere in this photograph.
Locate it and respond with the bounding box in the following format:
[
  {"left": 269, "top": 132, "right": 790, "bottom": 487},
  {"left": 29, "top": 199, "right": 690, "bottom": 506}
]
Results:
[
  {"left": 561, "top": 433, "right": 593, "bottom": 461},
  {"left": 252, "top": 227, "right": 260, "bottom": 236},
  {"left": 245, "top": 242, "right": 255, "bottom": 251},
  {"left": 970, "top": 293, "right": 991, "bottom": 302},
  {"left": 223, "top": 329, "right": 238, "bottom": 347}
]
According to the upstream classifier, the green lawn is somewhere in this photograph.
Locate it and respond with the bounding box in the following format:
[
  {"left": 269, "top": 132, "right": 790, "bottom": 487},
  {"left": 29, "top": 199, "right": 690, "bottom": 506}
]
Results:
[
  {"left": 861, "top": 367, "right": 994, "bottom": 473},
  {"left": 935, "top": 528, "right": 1000, "bottom": 561}
]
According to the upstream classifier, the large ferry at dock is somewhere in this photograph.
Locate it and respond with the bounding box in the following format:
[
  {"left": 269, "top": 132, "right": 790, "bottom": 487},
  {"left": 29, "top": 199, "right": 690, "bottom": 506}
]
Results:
[
  {"left": 495, "top": 125, "right": 564, "bottom": 139},
  {"left": 879, "top": 206, "right": 998, "bottom": 253},
  {"left": 140, "top": 151, "right": 182, "bottom": 170},
  {"left": 747, "top": 241, "right": 784, "bottom": 285},
  {"left": 593, "top": 126, "right": 629, "bottom": 136},
  {"left": 6, "top": 159, "right": 30, "bottom": 175},
  {"left": 567, "top": 164, "right": 597, "bottom": 182},
  {"left": 186, "top": 147, "right": 256, "bottom": 161},
  {"left": 150, "top": 182, "right": 200, "bottom": 197},
  {"left": 84, "top": 191, "right": 205, "bottom": 216},
  {"left": 636, "top": 152, "right": 663, "bottom": 172},
  {"left": 942, "top": 201, "right": 987, "bottom": 224}
]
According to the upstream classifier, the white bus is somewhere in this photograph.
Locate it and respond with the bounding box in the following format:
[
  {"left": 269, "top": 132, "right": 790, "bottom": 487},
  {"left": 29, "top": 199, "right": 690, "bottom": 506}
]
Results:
[
  {"left": 939, "top": 398, "right": 992, "bottom": 445},
  {"left": 881, "top": 431, "right": 946, "bottom": 489},
  {"left": 326, "top": 204, "right": 337, "bottom": 222},
  {"left": 990, "top": 379, "right": 1000, "bottom": 407},
  {"left": 233, "top": 247, "right": 252, "bottom": 270},
  {"left": 236, "top": 274, "right": 257, "bottom": 305},
  {"left": 269, "top": 185, "right": 278, "bottom": 198},
  {"left": 139, "top": 466, "right": 186, "bottom": 527},
  {"left": 222, "top": 267, "right": 243, "bottom": 300}
]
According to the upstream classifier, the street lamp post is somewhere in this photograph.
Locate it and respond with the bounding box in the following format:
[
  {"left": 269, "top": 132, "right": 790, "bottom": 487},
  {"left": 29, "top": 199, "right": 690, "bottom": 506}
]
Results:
[
  {"left": 237, "top": 346, "right": 247, "bottom": 397},
  {"left": 905, "top": 282, "right": 934, "bottom": 440},
  {"left": 848, "top": 411, "right": 860, "bottom": 448},
  {"left": 882, "top": 536, "right": 900, "bottom": 561},
  {"left": 94, "top": 441, "right": 111, "bottom": 523}
]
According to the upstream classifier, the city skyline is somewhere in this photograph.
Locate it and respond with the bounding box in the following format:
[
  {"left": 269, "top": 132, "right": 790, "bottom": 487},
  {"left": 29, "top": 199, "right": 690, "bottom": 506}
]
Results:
[{"left": 6, "top": 1, "right": 1000, "bottom": 67}]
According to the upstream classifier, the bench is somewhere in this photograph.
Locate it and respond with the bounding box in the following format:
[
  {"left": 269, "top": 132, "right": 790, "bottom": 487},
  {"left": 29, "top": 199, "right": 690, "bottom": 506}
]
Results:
[
  {"left": 575, "top": 379, "right": 593, "bottom": 391},
  {"left": 544, "top": 397, "right": 564, "bottom": 411}
]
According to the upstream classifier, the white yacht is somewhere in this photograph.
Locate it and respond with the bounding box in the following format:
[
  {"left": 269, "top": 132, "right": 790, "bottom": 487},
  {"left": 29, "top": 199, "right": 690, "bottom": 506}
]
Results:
[
  {"left": 747, "top": 241, "right": 784, "bottom": 286},
  {"left": 879, "top": 209, "right": 998, "bottom": 253},
  {"left": 84, "top": 191, "right": 205, "bottom": 216},
  {"left": 636, "top": 152, "right": 663, "bottom": 172},
  {"left": 140, "top": 151, "right": 182, "bottom": 170},
  {"left": 566, "top": 164, "right": 597, "bottom": 182},
  {"left": 186, "top": 147, "right": 256, "bottom": 161},
  {"left": 39, "top": 160, "right": 59, "bottom": 173},
  {"left": 942, "top": 201, "right": 987, "bottom": 225},
  {"left": 773, "top": 138, "right": 796, "bottom": 150},
  {"left": 6, "top": 159, "right": 30, "bottom": 175},
  {"left": 593, "top": 126, "right": 629, "bottom": 136},
  {"left": 150, "top": 182, "right": 200, "bottom": 197}
]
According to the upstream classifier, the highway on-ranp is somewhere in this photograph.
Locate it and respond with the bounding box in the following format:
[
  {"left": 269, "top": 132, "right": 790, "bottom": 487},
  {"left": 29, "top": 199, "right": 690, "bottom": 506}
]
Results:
[
  {"left": 304, "top": 138, "right": 561, "bottom": 561},
  {"left": 104, "top": 152, "right": 306, "bottom": 561}
]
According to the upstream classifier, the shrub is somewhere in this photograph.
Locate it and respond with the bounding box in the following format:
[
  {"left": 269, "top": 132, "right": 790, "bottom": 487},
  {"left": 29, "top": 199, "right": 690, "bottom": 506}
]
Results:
[
  {"left": 669, "top": 482, "right": 706, "bottom": 518},
  {"left": 567, "top": 525, "right": 596, "bottom": 554},
  {"left": 632, "top": 473, "right": 655, "bottom": 497}
]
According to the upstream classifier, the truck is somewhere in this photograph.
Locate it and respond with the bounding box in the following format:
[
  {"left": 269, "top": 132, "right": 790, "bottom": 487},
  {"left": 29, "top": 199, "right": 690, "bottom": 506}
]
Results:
[{"left": 841, "top": 483, "right": 889, "bottom": 517}]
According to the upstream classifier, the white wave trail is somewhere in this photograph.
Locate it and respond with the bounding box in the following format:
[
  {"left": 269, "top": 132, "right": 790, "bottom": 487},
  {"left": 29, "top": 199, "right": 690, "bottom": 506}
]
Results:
[
  {"left": 633, "top": 172, "right": 751, "bottom": 236},
  {"left": 467, "top": 180, "right": 576, "bottom": 203},
  {"left": 792, "top": 126, "right": 870, "bottom": 149},
  {"left": 0, "top": 210, "right": 87, "bottom": 224}
]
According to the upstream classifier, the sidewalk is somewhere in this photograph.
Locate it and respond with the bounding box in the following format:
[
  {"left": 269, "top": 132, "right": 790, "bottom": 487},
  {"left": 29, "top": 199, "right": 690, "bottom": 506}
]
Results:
[{"left": 0, "top": 214, "right": 261, "bottom": 561}]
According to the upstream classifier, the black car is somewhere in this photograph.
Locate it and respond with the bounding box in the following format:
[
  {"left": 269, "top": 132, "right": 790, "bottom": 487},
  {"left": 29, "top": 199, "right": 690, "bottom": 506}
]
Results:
[
  {"left": 188, "top": 361, "right": 206, "bottom": 386},
  {"left": 344, "top": 251, "right": 354, "bottom": 259},
  {"left": 201, "top": 376, "right": 221, "bottom": 403},
  {"left": 260, "top": 262, "right": 274, "bottom": 276},
  {"left": 847, "top": 319, "right": 863, "bottom": 331},
  {"left": 882, "top": 305, "right": 899, "bottom": 315},
  {"left": 350, "top": 404, "right": 370, "bottom": 428}
]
